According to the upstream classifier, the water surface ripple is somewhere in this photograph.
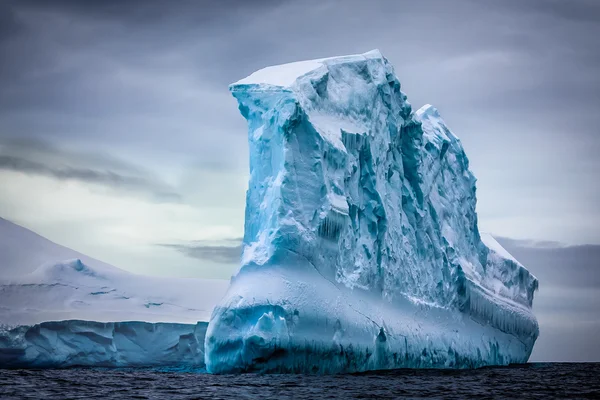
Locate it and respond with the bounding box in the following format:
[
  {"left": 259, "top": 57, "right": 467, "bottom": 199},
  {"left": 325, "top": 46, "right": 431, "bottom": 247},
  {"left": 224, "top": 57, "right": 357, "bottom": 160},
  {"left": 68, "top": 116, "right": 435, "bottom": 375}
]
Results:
[{"left": 1, "top": 363, "right": 598, "bottom": 399}]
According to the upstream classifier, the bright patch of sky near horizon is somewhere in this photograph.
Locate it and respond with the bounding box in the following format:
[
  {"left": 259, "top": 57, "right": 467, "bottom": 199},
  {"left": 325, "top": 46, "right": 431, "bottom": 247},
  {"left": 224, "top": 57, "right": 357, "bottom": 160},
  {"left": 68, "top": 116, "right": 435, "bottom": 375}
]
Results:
[{"left": 0, "top": 0, "right": 599, "bottom": 280}]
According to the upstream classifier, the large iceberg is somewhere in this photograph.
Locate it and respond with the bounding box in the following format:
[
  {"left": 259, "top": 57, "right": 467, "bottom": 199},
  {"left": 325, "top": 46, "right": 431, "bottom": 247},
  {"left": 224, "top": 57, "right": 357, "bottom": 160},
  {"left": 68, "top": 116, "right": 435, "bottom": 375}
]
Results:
[{"left": 205, "top": 50, "right": 539, "bottom": 373}]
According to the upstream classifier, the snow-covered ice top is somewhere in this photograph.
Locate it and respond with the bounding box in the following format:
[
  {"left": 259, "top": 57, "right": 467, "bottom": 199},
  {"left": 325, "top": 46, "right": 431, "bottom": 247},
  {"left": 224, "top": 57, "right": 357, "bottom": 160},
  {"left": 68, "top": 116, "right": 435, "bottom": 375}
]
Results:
[
  {"left": 206, "top": 50, "right": 539, "bottom": 373},
  {"left": 233, "top": 50, "right": 383, "bottom": 88}
]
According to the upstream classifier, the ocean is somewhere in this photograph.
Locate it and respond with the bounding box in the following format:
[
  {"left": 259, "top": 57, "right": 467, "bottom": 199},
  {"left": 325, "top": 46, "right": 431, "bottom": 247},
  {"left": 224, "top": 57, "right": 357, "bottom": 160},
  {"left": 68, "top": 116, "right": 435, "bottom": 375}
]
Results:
[{"left": 1, "top": 363, "right": 598, "bottom": 399}]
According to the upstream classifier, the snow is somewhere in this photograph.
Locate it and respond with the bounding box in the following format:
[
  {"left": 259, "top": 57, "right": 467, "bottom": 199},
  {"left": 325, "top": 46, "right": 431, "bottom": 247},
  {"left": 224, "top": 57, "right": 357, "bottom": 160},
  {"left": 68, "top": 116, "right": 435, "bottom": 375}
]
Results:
[
  {"left": 234, "top": 58, "right": 328, "bottom": 87},
  {"left": 233, "top": 49, "right": 384, "bottom": 88},
  {"left": 0, "top": 217, "right": 117, "bottom": 279},
  {"left": 205, "top": 50, "right": 539, "bottom": 373},
  {"left": 0, "top": 219, "right": 228, "bottom": 326},
  {"left": 480, "top": 232, "right": 520, "bottom": 264},
  {"left": 0, "top": 258, "right": 228, "bottom": 326}
]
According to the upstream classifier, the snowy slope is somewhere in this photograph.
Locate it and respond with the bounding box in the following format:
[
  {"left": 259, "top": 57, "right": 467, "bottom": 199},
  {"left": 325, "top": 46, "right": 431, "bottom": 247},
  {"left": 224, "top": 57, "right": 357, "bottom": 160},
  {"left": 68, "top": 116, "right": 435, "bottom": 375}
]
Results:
[
  {"left": 205, "top": 50, "right": 539, "bottom": 373},
  {"left": 0, "top": 218, "right": 228, "bottom": 326},
  {"left": 0, "top": 217, "right": 118, "bottom": 279}
]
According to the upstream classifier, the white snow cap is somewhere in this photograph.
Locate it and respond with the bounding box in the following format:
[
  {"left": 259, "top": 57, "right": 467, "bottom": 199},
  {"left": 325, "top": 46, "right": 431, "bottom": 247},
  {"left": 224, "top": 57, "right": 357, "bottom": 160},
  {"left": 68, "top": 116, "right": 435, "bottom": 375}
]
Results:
[{"left": 232, "top": 49, "right": 384, "bottom": 88}]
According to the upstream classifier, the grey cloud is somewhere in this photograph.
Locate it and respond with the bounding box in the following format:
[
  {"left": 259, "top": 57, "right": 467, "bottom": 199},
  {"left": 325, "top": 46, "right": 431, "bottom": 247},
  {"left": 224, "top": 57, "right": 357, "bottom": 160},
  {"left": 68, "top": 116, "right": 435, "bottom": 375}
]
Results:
[
  {"left": 0, "top": 0, "right": 255, "bottom": 171},
  {"left": 0, "top": 3, "right": 21, "bottom": 43},
  {"left": 0, "top": 138, "right": 181, "bottom": 202},
  {"left": 2, "top": 0, "right": 598, "bottom": 206},
  {"left": 16, "top": 0, "right": 287, "bottom": 24},
  {"left": 494, "top": 237, "right": 566, "bottom": 250},
  {"left": 495, "top": 0, "right": 600, "bottom": 23},
  {"left": 159, "top": 239, "right": 243, "bottom": 264}
]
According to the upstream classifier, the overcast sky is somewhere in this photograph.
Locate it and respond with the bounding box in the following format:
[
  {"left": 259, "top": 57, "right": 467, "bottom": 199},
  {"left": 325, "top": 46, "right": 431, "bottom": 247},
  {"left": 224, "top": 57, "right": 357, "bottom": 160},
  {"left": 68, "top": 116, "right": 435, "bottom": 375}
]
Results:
[{"left": 0, "top": 0, "right": 598, "bottom": 361}]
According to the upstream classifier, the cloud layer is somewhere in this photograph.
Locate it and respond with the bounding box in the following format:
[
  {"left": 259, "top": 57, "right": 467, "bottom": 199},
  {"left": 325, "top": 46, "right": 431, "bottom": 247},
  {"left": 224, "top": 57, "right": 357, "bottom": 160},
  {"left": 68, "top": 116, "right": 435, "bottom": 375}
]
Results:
[
  {"left": 158, "top": 239, "right": 242, "bottom": 265},
  {"left": 0, "top": 139, "right": 181, "bottom": 202}
]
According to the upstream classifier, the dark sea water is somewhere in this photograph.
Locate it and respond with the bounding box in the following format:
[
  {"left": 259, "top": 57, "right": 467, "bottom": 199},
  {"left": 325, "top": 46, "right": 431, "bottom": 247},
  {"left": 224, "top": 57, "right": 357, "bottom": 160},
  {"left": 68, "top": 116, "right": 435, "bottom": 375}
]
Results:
[{"left": 1, "top": 363, "right": 598, "bottom": 399}]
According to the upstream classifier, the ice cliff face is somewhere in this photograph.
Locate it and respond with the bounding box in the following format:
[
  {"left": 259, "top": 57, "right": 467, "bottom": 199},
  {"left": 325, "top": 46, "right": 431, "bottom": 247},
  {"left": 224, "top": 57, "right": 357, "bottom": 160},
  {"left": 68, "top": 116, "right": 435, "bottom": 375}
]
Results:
[
  {"left": 205, "top": 50, "right": 539, "bottom": 373},
  {"left": 0, "top": 320, "right": 207, "bottom": 369}
]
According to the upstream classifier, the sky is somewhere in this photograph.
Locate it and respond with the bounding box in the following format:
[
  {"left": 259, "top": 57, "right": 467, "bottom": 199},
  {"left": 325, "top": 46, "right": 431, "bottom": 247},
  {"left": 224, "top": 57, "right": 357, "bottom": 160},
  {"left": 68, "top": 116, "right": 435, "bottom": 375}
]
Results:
[{"left": 0, "top": 0, "right": 598, "bottom": 361}]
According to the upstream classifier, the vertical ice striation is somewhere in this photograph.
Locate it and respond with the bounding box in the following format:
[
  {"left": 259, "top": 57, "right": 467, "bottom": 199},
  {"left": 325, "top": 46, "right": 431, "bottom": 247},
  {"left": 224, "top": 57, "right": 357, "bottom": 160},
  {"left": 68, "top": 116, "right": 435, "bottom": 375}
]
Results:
[{"left": 205, "top": 50, "right": 539, "bottom": 373}]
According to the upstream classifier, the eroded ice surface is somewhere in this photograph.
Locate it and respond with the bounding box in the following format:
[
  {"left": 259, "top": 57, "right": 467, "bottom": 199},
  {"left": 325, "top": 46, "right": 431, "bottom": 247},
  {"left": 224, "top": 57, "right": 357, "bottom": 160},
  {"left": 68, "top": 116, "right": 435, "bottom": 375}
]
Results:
[
  {"left": 205, "top": 50, "right": 539, "bottom": 373},
  {"left": 0, "top": 320, "right": 207, "bottom": 369}
]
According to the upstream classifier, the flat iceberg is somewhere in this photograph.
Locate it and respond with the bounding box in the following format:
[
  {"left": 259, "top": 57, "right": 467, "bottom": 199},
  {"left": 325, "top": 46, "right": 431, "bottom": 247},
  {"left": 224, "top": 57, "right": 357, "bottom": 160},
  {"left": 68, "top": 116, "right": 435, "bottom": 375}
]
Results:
[
  {"left": 0, "top": 320, "right": 207, "bottom": 369},
  {"left": 205, "top": 50, "right": 539, "bottom": 373},
  {"left": 0, "top": 218, "right": 228, "bottom": 369}
]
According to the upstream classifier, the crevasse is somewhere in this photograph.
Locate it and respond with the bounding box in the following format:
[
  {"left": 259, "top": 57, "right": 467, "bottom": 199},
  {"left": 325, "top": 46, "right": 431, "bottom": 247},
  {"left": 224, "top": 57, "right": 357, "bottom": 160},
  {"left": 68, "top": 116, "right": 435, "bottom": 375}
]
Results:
[{"left": 205, "top": 50, "right": 539, "bottom": 373}]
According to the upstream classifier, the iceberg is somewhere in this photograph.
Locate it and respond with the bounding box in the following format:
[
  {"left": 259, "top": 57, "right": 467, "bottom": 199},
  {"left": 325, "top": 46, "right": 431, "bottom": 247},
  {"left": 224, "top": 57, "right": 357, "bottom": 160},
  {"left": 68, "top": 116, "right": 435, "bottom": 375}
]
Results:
[
  {"left": 0, "top": 320, "right": 207, "bottom": 369},
  {"left": 0, "top": 218, "right": 228, "bottom": 368},
  {"left": 205, "top": 50, "right": 539, "bottom": 373}
]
